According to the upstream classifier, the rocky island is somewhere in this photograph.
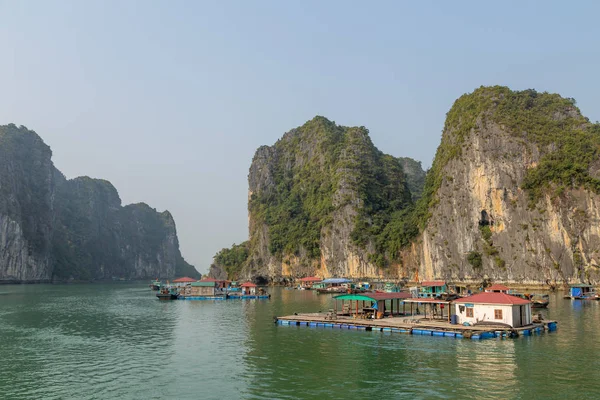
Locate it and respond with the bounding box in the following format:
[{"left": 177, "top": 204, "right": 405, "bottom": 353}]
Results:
[
  {"left": 213, "top": 86, "right": 600, "bottom": 285},
  {"left": 0, "top": 124, "right": 198, "bottom": 283}
]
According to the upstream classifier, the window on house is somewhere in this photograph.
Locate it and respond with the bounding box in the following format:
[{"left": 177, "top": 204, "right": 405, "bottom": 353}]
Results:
[
  {"left": 494, "top": 309, "right": 503, "bottom": 319},
  {"left": 466, "top": 308, "right": 473, "bottom": 317}
]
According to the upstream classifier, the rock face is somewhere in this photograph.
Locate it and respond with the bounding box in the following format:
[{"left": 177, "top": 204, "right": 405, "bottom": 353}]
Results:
[
  {"left": 221, "top": 116, "right": 417, "bottom": 281},
  {"left": 0, "top": 124, "right": 197, "bottom": 283},
  {"left": 218, "top": 87, "right": 600, "bottom": 285},
  {"left": 403, "top": 86, "right": 600, "bottom": 284},
  {"left": 0, "top": 124, "right": 55, "bottom": 282}
]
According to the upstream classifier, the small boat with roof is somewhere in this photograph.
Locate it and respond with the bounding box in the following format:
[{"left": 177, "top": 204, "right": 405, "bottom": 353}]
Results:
[
  {"left": 564, "top": 283, "right": 599, "bottom": 300},
  {"left": 156, "top": 286, "right": 179, "bottom": 300}
]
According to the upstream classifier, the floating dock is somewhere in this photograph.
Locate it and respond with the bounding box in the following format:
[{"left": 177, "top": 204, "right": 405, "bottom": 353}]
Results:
[
  {"left": 275, "top": 313, "right": 557, "bottom": 340},
  {"left": 178, "top": 294, "right": 270, "bottom": 300}
]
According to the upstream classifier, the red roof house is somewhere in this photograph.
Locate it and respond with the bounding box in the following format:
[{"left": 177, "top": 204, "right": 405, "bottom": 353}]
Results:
[
  {"left": 172, "top": 277, "right": 198, "bottom": 283},
  {"left": 485, "top": 284, "right": 511, "bottom": 293},
  {"left": 454, "top": 292, "right": 532, "bottom": 327}
]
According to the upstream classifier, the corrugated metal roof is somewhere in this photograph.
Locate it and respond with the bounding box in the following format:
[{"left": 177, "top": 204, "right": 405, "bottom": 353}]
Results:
[
  {"left": 403, "top": 298, "right": 451, "bottom": 304},
  {"left": 333, "top": 292, "right": 412, "bottom": 301},
  {"left": 454, "top": 292, "right": 531, "bottom": 305},
  {"left": 191, "top": 281, "right": 215, "bottom": 287},
  {"left": 322, "top": 278, "right": 352, "bottom": 284}
]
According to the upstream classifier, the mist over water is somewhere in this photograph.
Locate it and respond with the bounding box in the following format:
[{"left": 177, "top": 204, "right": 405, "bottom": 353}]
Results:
[{"left": 0, "top": 284, "right": 598, "bottom": 399}]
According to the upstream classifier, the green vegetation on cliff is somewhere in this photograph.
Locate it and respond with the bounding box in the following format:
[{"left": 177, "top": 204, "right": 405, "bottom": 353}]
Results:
[
  {"left": 218, "top": 86, "right": 600, "bottom": 279},
  {"left": 414, "top": 86, "right": 600, "bottom": 229},
  {"left": 247, "top": 116, "right": 415, "bottom": 267},
  {"left": 214, "top": 242, "right": 249, "bottom": 279}
]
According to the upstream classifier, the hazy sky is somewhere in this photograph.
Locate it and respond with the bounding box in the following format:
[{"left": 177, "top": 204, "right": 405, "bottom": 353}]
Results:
[{"left": 1, "top": 1, "right": 599, "bottom": 274}]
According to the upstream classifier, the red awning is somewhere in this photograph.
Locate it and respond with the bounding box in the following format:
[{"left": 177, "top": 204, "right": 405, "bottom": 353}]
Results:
[{"left": 240, "top": 282, "right": 257, "bottom": 287}]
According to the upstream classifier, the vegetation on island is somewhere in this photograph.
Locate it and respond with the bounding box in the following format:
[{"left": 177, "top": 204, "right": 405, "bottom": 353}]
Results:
[
  {"left": 247, "top": 116, "right": 417, "bottom": 268},
  {"left": 213, "top": 242, "right": 249, "bottom": 279},
  {"left": 217, "top": 86, "right": 600, "bottom": 278}
]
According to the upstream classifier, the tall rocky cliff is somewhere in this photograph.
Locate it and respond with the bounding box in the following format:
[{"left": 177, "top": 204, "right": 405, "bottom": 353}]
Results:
[
  {"left": 215, "top": 87, "right": 600, "bottom": 285},
  {"left": 0, "top": 124, "right": 197, "bottom": 283},
  {"left": 403, "top": 86, "right": 600, "bottom": 285},
  {"left": 214, "top": 117, "right": 420, "bottom": 281}
]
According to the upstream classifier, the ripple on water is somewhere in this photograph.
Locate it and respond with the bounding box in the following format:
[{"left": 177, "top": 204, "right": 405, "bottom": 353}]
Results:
[{"left": 0, "top": 287, "right": 599, "bottom": 399}]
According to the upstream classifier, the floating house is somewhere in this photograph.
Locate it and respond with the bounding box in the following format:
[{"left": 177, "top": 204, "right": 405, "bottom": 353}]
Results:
[
  {"left": 316, "top": 278, "right": 353, "bottom": 294},
  {"left": 171, "top": 276, "right": 198, "bottom": 287},
  {"left": 298, "top": 276, "right": 322, "bottom": 289},
  {"left": 198, "top": 277, "right": 231, "bottom": 290},
  {"left": 188, "top": 280, "right": 218, "bottom": 297},
  {"left": 485, "top": 284, "right": 510, "bottom": 294},
  {"left": 454, "top": 292, "right": 532, "bottom": 328},
  {"left": 565, "top": 284, "right": 599, "bottom": 300},
  {"left": 240, "top": 282, "right": 257, "bottom": 295},
  {"left": 419, "top": 281, "right": 448, "bottom": 298}
]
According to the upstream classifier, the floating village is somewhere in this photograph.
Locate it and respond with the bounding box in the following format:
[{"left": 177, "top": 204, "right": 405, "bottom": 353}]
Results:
[{"left": 150, "top": 276, "right": 600, "bottom": 341}]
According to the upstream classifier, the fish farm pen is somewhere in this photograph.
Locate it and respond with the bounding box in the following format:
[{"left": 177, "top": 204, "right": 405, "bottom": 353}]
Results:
[{"left": 275, "top": 313, "right": 557, "bottom": 340}]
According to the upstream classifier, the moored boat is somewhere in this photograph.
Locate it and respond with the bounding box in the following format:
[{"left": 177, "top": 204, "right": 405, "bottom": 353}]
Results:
[
  {"left": 510, "top": 292, "right": 550, "bottom": 308},
  {"left": 156, "top": 287, "right": 179, "bottom": 300},
  {"left": 149, "top": 280, "right": 161, "bottom": 290},
  {"left": 564, "top": 284, "right": 599, "bottom": 300},
  {"left": 315, "top": 278, "right": 353, "bottom": 294},
  {"left": 531, "top": 294, "right": 550, "bottom": 308}
]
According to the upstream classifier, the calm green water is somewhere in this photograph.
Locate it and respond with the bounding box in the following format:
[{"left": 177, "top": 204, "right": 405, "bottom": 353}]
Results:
[{"left": 0, "top": 284, "right": 598, "bottom": 399}]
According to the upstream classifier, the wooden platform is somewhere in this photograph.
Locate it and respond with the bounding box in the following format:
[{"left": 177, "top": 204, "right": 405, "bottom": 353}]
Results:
[{"left": 276, "top": 313, "right": 558, "bottom": 339}]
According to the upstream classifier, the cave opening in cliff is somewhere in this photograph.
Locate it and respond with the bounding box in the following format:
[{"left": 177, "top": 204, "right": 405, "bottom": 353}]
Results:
[
  {"left": 254, "top": 275, "right": 269, "bottom": 285},
  {"left": 479, "top": 210, "right": 493, "bottom": 226}
]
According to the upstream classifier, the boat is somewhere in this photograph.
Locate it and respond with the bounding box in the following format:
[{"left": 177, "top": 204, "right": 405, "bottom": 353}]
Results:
[
  {"left": 149, "top": 280, "right": 161, "bottom": 291},
  {"left": 511, "top": 292, "right": 550, "bottom": 308},
  {"left": 531, "top": 294, "right": 550, "bottom": 308},
  {"left": 156, "top": 287, "right": 179, "bottom": 300},
  {"left": 564, "top": 284, "right": 599, "bottom": 300},
  {"left": 315, "top": 278, "right": 353, "bottom": 294}
]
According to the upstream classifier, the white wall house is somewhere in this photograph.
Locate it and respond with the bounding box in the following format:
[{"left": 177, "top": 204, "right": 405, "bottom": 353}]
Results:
[{"left": 454, "top": 292, "right": 532, "bottom": 328}]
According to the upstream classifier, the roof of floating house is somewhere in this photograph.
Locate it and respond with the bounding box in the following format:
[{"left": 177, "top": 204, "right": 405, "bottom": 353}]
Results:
[
  {"left": 421, "top": 281, "right": 446, "bottom": 287},
  {"left": 454, "top": 292, "right": 531, "bottom": 305},
  {"left": 172, "top": 277, "right": 198, "bottom": 283},
  {"left": 569, "top": 283, "right": 594, "bottom": 288},
  {"left": 485, "top": 284, "right": 511, "bottom": 292},
  {"left": 299, "top": 276, "right": 322, "bottom": 282},
  {"left": 333, "top": 292, "right": 413, "bottom": 301},
  {"left": 191, "top": 281, "right": 215, "bottom": 287},
  {"left": 322, "top": 278, "right": 352, "bottom": 284},
  {"left": 240, "top": 282, "right": 257, "bottom": 287},
  {"left": 403, "top": 298, "right": 451, "bottom": 304}
]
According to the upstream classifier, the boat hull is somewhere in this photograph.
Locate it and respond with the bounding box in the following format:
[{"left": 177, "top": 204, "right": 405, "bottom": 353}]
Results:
[{"left": 156, "top": 293, "right": 178, "bottom": 300}]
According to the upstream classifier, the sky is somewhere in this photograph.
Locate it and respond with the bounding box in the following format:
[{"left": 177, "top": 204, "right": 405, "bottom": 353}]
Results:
[{"left": 1, "top": 1, "right": 600, "bottom": 274}]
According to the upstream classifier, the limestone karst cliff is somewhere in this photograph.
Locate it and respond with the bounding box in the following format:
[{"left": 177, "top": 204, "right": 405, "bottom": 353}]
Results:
[
  {"left": 213, "top": 116, "right": 419, "bottom": 281},
  {"left": 403, "top": 86, "right": 600, "bottom": 285},
  {"left": 214, "top": 86, "right": 600, "bottom": 285},
  {"left": 0, "top": 124, "right": 198, "bottom": 283}
]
